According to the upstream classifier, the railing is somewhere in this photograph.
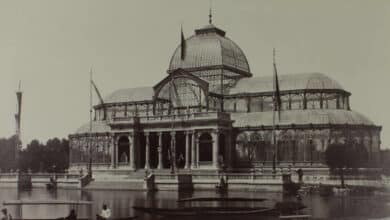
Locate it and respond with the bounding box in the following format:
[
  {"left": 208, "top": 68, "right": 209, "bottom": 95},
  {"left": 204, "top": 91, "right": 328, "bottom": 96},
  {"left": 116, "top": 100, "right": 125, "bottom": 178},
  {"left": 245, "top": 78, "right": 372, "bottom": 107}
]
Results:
[
  {"left": 0, "top": 172, "right": 81, "bottom": 180},
  {"left": 152, "top": 172, "right": 383, "bottom": 187},
  {"left": 111, "top": 111, "right": 231, "bottom": 123},
  {"left": 153, "top": 172, "right": 284, "bottom": 182},
  {"left": 0, "top": 173, "right": 18, "bottom": 179}
]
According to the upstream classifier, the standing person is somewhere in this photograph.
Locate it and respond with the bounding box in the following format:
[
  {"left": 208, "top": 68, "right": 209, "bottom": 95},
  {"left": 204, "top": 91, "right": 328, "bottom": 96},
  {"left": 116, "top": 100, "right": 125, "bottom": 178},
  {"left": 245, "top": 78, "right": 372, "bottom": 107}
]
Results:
[
  {"left": 297, "top": 168, "right": 304, "bottom": 183},
  {"left": 97, "top": 204, "right": 111, "bottom": 220},
  {"left": 1, "top": 208, "right": 12, "bottom": 220},
  {"left": 178, "top": 153, "right": 184, "bottom": 168}
]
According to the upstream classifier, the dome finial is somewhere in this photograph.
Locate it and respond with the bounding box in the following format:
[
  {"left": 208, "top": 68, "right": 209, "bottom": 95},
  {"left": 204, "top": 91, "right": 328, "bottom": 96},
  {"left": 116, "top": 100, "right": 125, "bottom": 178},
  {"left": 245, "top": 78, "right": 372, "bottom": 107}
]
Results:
[{"left": 209, "top": 0, "right": 212, "bottom": 24}]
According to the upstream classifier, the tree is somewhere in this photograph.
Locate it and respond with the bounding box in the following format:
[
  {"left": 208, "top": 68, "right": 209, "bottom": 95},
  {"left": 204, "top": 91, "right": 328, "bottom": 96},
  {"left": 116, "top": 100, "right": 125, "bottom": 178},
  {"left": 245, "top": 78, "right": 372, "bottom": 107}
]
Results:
[
  {"left": 0, "top": 135, "right": 19, "bottom": 171},
  {"left": 325, "top": 142, "right": 367, "bottom": 188},
  {"left": 19, "top": 138, "right": 69, "bottom": 173}
]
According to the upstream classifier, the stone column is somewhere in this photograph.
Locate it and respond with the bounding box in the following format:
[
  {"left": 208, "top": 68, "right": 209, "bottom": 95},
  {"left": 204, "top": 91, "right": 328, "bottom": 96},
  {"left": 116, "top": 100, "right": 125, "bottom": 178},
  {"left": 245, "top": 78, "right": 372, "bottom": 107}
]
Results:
[
  {"left": 303, "top": 93, "right": 307, "bottom": 110},
  {"left": 196, "top": 133, "right": 200, "bottom": 167},
  {"left": 115, "top": 136, "right": 119, "bottom": 167},
  {"left": 303, "top": 136, "right": 307, "bottom": 162},
  {"left": 185, "top": 131, "right": 191, "bottom": 169},
  {"left": 110, "top": 135, "right": 116, "bottom": 168},
  {"left": 157, "top": 132, "right": 163, "bottom": 169},
  {"left": 225, "top": 130, "right": 232, "bottom": 168},
  {"left": 170, "top": 131, "right": 176, "bottom": 170},
  {"left": 129, "top": 133, "right": 136, "bottom": 170},
  {"left": 212, "top": 130, "right": 219, "bottom": 169},
  {"left": 191, "top": 131, "right": 197, "bottom": 169},
  {"left": 144, "top": 132, "right": 150, "bottom": 170}
]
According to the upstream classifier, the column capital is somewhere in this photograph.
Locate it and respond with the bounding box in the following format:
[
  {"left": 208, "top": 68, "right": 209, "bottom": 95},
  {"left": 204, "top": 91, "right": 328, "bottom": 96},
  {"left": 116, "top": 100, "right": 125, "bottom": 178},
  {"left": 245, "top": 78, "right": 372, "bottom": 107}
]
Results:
[
  {"left": 212, "top": 129, "right": 220, "bottom": 136},
  {"left": 170, "top": 131, "right": 176, "bottom": 136},
  {"left": 144, "top": 131, "right": 150, "bottom": 137},
  {"left": 194, "top": 132, "right": 201, "bottom": 140},
  {"left": 185, "top": 130, "right": 193, "bottom": 135}
]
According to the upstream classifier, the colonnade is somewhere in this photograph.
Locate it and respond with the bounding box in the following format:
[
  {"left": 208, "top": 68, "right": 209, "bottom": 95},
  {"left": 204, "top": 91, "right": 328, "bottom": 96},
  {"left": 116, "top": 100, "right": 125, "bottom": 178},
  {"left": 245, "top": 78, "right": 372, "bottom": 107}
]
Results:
[{"left": 110, "top": 129, "right": 231, "bottom": 170}]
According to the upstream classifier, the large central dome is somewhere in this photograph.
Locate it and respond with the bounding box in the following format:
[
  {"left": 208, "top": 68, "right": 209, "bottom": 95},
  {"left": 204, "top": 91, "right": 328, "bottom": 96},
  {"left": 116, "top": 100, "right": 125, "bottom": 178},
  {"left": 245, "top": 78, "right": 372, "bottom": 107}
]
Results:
[{"left": 168, "top": 24, "right": 251, "bottom": 75}]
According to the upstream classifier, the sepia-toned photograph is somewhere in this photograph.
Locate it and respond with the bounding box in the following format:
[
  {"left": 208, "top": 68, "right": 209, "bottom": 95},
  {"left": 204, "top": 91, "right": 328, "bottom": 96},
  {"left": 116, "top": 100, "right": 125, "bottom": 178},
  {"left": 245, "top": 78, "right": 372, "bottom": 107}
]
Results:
[{"left": 0, "top": 0, "right": 389, "bottom": 219}]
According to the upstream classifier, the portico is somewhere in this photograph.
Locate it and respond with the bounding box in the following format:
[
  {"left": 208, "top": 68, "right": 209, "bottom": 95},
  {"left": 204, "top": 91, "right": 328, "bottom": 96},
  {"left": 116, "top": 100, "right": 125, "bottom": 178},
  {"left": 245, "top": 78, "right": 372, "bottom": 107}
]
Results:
[{"left": 107, "top": 110, "right": 233, "bottom": 171}]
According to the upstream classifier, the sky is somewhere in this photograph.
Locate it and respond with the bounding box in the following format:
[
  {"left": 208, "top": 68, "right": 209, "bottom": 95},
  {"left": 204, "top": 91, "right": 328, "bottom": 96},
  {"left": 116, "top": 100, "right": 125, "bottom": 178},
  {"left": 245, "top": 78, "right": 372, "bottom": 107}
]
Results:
[{"left": 0, "top": 0, "right": 389, "bottom": 148}]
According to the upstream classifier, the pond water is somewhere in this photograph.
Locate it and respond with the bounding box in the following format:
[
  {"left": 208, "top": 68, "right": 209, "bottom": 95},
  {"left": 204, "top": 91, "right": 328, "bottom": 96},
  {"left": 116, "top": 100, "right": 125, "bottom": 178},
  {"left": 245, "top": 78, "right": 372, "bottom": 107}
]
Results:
[{"left": 0, "top": 188, "right": 390, "bottom": 220}]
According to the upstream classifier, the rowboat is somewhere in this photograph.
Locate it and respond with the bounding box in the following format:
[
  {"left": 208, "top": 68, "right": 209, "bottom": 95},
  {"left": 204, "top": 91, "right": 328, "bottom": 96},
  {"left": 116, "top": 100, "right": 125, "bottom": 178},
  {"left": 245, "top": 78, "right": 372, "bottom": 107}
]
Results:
[
  {"left": 279, "top": 214, "right": 312, "bottom": 219},
  {"left": 177, "top": 197, "right": 267, "bottom": 202},
  {"left": 133, "top": 206, "right": 278, "bottom": 216},
  {"left": 96, "top": 215, "right": 138, "bottom": 220}
]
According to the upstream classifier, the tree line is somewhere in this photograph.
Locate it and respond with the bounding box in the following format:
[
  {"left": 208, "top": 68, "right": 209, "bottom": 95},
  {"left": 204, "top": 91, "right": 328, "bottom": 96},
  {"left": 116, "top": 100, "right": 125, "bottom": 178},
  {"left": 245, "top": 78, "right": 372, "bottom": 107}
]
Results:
[{"left": 0, "top": 136, "right": 69, "bottom": 173}]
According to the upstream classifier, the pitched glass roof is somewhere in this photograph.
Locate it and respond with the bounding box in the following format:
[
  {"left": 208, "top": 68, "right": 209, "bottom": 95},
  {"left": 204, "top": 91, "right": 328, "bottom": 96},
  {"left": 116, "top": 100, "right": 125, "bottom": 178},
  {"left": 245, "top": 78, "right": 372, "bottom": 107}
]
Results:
[
  {"left": 229, "top": 72, "right": 345, "bottom": 94},
  {"left": 103, "top": 87, "right": 154, "bottom": 104}
]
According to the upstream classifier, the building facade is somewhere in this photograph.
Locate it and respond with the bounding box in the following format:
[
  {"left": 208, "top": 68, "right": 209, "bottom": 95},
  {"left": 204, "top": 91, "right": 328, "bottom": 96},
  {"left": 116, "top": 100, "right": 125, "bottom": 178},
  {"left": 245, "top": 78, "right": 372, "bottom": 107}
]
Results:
[{"left": 68, "top": 23, "right": 381, "bottom": 172}]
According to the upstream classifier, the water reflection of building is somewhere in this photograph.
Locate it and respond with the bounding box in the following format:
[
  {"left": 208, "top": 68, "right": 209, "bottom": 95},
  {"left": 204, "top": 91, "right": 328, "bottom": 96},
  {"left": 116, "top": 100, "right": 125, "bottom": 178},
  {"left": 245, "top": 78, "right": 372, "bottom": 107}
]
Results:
[{"left": 68, "top": 21, "right": 381, "bottom": 172}]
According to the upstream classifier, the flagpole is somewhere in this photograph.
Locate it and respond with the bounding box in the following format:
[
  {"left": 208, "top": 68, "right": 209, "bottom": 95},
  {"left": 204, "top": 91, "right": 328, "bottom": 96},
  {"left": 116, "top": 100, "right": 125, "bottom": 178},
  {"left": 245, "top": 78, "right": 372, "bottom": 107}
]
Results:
[
  {"left": 89, "top": 68, "right": 92, "bottom": 134},
  {"left": 88, "top": 68, "right": 93, "bottom": 176},
  {"left": 272, "top": 48, "right": 278, "bottom": 173},
  {"left": 169, "top": 76, "right": 176, "bottom": 174},
  {"left": 272, "top": 99, "right": 277, "bottom": 173}
]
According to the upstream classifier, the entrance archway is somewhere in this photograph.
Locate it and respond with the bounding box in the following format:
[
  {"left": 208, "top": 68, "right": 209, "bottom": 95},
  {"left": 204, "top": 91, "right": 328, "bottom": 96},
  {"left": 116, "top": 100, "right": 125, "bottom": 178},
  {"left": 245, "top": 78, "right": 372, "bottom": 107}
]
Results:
[
  {"left": 176, "top": 132, "right": 186, "bottom": 168},
  {"left": 199, "top": 133, "right": 212, "bottom": 163},
  {"left": 118, "top": 136, "right": 130, "bottom": 165},
  {"left": 149, "top": 133, "right": 158, "bottom": 169}
]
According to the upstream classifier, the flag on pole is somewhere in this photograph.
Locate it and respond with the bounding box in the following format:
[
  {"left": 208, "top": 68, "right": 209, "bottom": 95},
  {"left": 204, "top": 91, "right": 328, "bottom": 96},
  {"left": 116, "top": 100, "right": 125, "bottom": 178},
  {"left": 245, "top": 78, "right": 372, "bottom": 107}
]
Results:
[
  {"left": 273, "top": 48, "right": 282, "bottom": 120},
  {"left": 181, "top": 26, "right": 186, "bottom": 60}
]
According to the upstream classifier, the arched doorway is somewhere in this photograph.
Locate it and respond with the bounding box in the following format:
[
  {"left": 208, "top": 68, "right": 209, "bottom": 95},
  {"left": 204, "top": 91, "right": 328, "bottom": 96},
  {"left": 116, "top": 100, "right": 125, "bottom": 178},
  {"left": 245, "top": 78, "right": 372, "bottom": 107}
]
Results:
[
  {"left": 175, "top": 132, "right": 186, "bottom": 168},
  {"left": 118, "top": 136, "right": 130, "bottom": 165},
  {"left": 199, "top": 133, "right": 212, "bottom": 163},
  {"left": 149, "top": 133, "right": 158, "bottom": 169}
]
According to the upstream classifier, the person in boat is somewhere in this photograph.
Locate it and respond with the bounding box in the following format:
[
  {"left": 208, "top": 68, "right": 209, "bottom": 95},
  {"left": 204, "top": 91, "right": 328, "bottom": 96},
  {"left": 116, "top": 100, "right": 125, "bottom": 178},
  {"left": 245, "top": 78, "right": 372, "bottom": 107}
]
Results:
[
  {"left": 97, "top": 204, "right": 111, "bottom": 220},
  {"left": 65, "top": 209, "right": 77, "bottom": 220},
  {"left": 1, "top": 208, "right": 12, "bottom": 220}
]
